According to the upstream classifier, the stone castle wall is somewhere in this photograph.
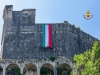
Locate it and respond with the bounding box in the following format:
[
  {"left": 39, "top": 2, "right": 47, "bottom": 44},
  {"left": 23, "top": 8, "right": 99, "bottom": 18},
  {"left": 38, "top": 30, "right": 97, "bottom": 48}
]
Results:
[{"left": 1, "top": 5, "right": 99, "bottom": 59}]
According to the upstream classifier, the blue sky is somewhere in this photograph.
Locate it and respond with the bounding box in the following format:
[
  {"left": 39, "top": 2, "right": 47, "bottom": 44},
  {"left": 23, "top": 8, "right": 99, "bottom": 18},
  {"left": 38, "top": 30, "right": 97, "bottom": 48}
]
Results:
[{"left": 0, "top": 0, "right": 100, "bottom": 51}]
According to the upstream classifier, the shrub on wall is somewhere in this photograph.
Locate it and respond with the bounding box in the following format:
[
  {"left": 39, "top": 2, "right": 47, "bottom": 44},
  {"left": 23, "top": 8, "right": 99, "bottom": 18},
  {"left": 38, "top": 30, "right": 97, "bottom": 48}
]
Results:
[{"left": 49, "top": 57, "right": 56, "bottom": 62}]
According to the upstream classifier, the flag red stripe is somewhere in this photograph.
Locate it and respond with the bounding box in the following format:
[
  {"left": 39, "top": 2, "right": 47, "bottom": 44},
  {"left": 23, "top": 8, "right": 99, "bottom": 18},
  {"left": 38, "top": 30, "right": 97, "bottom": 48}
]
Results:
[{"left": 48, "top": 24, "right": 52, "bottom": 47}]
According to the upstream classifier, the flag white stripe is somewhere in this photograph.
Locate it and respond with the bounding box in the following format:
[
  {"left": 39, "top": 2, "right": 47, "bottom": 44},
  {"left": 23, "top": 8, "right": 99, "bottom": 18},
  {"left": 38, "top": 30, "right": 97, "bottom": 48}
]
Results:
[{"left": 45, "top": 25, "right": 48, "bottom": 47}]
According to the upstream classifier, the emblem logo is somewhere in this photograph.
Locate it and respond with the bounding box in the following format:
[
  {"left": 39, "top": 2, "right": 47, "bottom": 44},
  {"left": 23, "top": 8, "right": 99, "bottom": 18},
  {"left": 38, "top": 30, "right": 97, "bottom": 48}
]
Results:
[{"left": 83, "top": 10, "right": 93, "bottom": 20}]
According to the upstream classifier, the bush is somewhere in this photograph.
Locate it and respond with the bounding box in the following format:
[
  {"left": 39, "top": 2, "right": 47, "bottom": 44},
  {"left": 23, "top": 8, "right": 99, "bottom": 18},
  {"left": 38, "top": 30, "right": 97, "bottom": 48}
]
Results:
[
  {"left": 50, "top": 57, "right": 56, "bottom": 62},
  {"left": 12, "top": 68, "right": 21, "bottom": 75}
]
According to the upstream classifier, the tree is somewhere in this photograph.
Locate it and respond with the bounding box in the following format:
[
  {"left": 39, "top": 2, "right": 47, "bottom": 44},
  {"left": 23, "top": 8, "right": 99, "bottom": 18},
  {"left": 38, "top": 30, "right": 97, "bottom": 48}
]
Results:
[{"left": 71, "top": 41, "right": 100, "bottom": 75}]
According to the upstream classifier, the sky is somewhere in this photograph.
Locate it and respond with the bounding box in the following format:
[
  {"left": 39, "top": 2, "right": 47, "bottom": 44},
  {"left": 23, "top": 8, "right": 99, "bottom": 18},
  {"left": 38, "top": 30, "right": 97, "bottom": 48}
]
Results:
[{"left": 0, "top": 0, "right": 100, "bottom": 51}]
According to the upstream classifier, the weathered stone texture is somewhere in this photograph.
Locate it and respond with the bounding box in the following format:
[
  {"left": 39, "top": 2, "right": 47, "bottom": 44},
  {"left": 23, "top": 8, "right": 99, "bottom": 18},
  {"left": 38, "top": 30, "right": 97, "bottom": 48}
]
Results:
[{"left": 2, "top": 22, "right": 99, "bottom": 59}]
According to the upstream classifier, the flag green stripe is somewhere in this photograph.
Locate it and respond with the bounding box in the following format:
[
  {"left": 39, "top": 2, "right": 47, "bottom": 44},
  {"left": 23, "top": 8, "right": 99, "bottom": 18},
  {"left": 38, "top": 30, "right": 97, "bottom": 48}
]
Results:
[{"left": 42, "top": 24, "right": 45, "bottom": 47}]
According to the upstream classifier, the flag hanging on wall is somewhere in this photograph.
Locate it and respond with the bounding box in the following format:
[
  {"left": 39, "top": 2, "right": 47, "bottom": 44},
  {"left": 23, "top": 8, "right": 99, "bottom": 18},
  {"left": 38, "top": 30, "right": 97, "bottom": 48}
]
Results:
[{"left": 42, "top": 24, "right": 52, "bottom": 48}]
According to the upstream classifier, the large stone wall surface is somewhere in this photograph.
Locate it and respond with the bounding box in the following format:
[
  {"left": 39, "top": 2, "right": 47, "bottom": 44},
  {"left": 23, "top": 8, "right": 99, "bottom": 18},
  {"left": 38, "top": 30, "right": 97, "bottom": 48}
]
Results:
[{"left": 2, "top": 11, "right": 99, "bottom": 59}]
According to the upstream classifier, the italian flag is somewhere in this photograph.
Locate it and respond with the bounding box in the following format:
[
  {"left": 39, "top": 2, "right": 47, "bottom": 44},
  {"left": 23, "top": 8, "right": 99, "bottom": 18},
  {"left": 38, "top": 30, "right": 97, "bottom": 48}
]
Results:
[{"left": 42, "top": 24, "right": 52, "bottom": 48}]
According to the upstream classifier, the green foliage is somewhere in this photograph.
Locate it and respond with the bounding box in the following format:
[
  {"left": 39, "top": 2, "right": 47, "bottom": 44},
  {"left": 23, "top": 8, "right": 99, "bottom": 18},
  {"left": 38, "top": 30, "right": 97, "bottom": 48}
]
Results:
[
  {"left": 56, "top": 61, "right": 59, "bottom": 66},
  {"left": 57, "top": 66, "right": 68, "bottom": 75},
  {"left": 40, "top": 67, "right": 50, "bottom": 75},
  {"left": 62, "top": 70, "right": 67, "bottom": 75},
  {"left": 57, "top": 66, "right": 63, "bottom": 75},
  {"left": 12, "top": 68, "right": 21, "bottom": 75},
  {"left": 71, "top": 41, "right": 100, "bottom": 75},
  {"left": 50, "top": 57, "right": 56, "bottom": 62}
]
